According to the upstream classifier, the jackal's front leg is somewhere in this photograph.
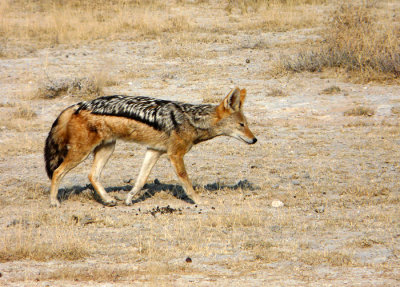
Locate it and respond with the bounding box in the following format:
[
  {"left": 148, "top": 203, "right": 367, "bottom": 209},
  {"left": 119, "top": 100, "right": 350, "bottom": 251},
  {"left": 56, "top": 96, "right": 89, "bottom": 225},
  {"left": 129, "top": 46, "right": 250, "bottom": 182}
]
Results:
[{"left": 168, "top": 153, "right": 198, "bottom": 204}]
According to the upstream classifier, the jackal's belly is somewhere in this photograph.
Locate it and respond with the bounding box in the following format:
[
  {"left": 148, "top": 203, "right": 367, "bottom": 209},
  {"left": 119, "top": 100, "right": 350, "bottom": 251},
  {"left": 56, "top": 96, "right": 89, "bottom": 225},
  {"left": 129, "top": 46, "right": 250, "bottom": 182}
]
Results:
[
  {"left": 109, "top": 117, "right": 168, "bottom": 151},
  {"left": 81, "top": 112, "right": 170, "bottom": 151}
]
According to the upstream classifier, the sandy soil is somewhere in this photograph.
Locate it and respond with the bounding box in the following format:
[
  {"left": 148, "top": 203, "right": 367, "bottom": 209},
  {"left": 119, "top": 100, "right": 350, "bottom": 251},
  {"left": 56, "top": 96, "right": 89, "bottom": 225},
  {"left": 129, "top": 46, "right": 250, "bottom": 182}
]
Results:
[{"left": 0, "top": 2, "right": 399, "bottom": 286}]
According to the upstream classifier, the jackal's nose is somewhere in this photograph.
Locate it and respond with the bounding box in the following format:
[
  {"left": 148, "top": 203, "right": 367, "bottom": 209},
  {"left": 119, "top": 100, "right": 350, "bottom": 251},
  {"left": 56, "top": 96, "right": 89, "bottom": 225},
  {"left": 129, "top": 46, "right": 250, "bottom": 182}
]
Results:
[{"left": 251, "top": 138, "right": 257, "bottom": 144}]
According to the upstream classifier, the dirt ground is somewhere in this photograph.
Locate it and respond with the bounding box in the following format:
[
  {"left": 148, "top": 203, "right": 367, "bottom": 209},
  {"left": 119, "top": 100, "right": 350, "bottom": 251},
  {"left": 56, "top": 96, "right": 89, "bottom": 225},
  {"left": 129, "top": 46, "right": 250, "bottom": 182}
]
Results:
[{"left": 0, "top": 1, "right": 399, "bottom": 286}]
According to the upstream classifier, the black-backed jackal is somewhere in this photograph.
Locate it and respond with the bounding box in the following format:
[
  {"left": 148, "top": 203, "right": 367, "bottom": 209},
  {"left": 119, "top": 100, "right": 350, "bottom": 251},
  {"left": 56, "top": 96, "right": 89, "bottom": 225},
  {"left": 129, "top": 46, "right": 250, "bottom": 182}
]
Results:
[{"left": 44, "top": 87, "right": 257, "bottom": 207}]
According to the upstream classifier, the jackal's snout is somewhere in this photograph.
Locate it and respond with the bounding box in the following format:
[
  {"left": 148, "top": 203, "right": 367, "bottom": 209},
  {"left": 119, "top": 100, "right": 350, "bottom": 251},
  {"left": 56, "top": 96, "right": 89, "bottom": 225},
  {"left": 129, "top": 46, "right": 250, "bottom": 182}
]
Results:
[
  {"left": 240, "top": 133, "right": 257, "bottom": 145},
  {"left": 238, "top": 126, "right": 257, "bottom": 144},
  {"left": 241, "top": 124, "right": 257, "bottom": 144}
]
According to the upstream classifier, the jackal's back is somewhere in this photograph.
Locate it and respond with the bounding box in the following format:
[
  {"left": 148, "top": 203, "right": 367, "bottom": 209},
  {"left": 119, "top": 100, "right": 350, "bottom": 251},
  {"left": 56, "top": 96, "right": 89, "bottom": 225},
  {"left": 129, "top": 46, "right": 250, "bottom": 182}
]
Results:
[{"left": 76, "top": 95, "right": 215, "bottom": 132}]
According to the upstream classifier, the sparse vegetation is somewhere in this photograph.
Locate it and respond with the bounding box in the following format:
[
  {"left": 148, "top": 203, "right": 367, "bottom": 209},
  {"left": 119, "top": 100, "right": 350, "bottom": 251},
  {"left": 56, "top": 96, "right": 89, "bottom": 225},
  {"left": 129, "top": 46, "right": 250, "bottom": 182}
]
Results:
[
  {"left": 225, "top": 0, "right": 327, "bottom": 14},
  {"left": 0, "top": 0, "right": 173, "bottom": 48},
  {"left": 0, "top": 0, "right": 399, "bottom": 285},
  {"left": 276, "top": 3, "right": 400, "bottom": 82},
  {"left": 0, "top": 225, "right": 88, "bottom": 262},
  {"left": 321, "top": 85, "right": 341, "bottom": 95},
  {"left": 344, "top": 106, "right": 375, "bottom": 117},
  {"left": 36, "top": 75, "right": 113, "bottom": 99},
  {"left": 13, "top": 104, "right": 37, "bottom": 119},
  {"left": 391, "top": 106, "right": 400, "bottom": 115},
  {"left": 0, "top": 0, "right": 328, "bottom": 57},
  {"left": 267, "top": 88, "right": 289, "bottom": 97},
  {"left": 201, "top": 89, "right": 224, "bottom": 104},
  {"left": 301, "top": 251, "right": 355, "bottom": 267},
  {"left": 38, "top": 266, "right": 136, "bottom": 282}
]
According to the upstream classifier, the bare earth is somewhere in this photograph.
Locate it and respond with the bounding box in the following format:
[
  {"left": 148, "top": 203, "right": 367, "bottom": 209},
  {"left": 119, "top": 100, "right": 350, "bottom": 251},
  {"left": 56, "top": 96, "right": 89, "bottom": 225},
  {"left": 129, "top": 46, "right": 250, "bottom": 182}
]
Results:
[{"left": 0, "top": 3, "right": 399, "bottom": 286}]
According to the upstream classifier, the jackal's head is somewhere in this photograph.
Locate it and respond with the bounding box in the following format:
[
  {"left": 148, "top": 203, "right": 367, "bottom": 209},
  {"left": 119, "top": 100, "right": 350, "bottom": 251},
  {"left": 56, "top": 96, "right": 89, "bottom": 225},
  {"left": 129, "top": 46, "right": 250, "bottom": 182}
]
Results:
[{"left": 215, "top": 87, "right": 257, "bottom": 144}]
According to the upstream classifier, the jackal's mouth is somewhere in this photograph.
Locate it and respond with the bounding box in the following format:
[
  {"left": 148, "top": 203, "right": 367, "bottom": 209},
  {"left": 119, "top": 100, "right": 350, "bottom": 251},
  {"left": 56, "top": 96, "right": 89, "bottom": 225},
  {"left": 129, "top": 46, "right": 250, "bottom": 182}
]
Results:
[{"left": 238, "top": 135, "right": 258, "bottom": 144}]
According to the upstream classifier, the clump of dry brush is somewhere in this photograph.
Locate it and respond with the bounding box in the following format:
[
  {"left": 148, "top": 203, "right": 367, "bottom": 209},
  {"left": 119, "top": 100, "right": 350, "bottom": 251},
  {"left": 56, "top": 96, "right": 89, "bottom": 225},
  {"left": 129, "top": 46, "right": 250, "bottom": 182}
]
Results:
[
  {"left": 277, "top": 3, "right": 400, "bottom": 82},
  {"left": 36, "top": 77, "right": 103, "bottom": 99}
]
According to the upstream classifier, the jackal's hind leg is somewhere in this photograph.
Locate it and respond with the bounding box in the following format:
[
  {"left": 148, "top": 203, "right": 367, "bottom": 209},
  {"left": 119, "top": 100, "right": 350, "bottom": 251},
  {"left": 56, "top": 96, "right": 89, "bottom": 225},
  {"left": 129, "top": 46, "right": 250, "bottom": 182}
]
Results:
[
  {"left": 168, "top": 154, "right": 198, "bottom": 204},
  {"left": 89, "top": 140, "right": 116, "bottom": 206},
  {"left": 50, "top": 162, "right": 79, "bottom": 207},
  {"left": 125, "top": 149, "right": 162, "bottom": 205},
  {"left": 50, "top": 148, "right": 93, "bottom": 207}
]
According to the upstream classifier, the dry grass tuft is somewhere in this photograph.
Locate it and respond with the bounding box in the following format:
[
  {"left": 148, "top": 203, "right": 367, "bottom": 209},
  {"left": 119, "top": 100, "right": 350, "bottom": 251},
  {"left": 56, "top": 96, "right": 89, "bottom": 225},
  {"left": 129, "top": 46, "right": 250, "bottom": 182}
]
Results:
[
  {"left": 321, "top": 85, "right": 341, "bottom": 95},
  {"left": 201, "top": 88, "right": 224, "bottom": 104},
  {"left": 226, "top": 0, "right": 326, "bottom": 14},
  {"left": 36, "top": 76, "right": 108, "bottom": 99},
  {"left": 39, "top": 261, "right": 178, "bottom": 282},
  {"left": 301, "top": 250, "right": 355, "bottom": 267},
  {"left": 275, "top": 3, "right": 400, "bottom": 82},
  {"left": 353, "top": 238, "right": 382, "bottom": 249},
  {"left": 0, "top": 135, "right": 42, "bottom": 154},
  {"left": 0, "top": 226, "right": 88, "bottom": 262},
  {"left": 234, "top": 1, "right": 325, "bottom": 33},
  {"left": 39, "top": 266, "right": 135, "bottom": 282},
  {"left": 158, "top": 37, "right": 198, "bottom": 59},
  {"left": 391, "top": 106, "right": 400, "bottom": 115},
  {"left": 266, "top": 88, "right": 289, "bottom": 97},
  {"left": 206, "top": 210, "right": 264, "bottom": 229},
  {"left": 135, "top": 14, "right": 192, "bottom": 38},
  {"left": 13, "top": 103, "right": 37, "bottom": 119},
  {"left": 344, "top": 106, "right": 375, "bottom": 117},
  {"left": 243, "top": 239, "right": 276, "bottom": 261},
  {"left": 341, "top": 185, "right": 389, "bottom": 197},
  {"left": 226, "top": 0, "right": 266, "bottom": 13}
]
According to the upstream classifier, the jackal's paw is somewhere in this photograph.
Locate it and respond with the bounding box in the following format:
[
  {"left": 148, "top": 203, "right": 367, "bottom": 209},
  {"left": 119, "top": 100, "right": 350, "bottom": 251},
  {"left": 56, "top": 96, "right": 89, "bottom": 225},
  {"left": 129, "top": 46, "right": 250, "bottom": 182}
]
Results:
[
  {"left": 50, "top": 200, "right": 61, "bottom": 208},
  {"left": 125, "top": 199, "right": 133, "bottom": 206},
  {"left": 103, "top": 199, "right": 117, "bottom": 207}
]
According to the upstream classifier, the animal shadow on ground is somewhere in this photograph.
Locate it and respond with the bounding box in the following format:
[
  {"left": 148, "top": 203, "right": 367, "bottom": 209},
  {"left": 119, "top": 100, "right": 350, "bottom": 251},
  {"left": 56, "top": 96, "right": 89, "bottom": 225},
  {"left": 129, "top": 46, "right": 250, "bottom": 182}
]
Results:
[{"left": 57, "top": 179, "right": 257, "bottom": 205}]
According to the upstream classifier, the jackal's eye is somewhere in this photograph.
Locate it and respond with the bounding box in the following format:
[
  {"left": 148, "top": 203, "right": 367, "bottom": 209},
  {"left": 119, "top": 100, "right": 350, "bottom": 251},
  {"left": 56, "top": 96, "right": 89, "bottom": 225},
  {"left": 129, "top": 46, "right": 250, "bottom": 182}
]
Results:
[{"left": 239, "top": 123, "right": 245, "bottom": 127}]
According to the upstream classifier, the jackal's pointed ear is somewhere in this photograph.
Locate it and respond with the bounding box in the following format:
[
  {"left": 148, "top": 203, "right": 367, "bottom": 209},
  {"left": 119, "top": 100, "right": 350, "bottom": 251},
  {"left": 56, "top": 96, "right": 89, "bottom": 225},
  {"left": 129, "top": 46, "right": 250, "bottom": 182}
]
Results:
[
  {"left": 239, "top": 88, "right": 246, "bottom": 108},
  {"left": 222, "top": 87, "right": 241, "bottom": 112}
]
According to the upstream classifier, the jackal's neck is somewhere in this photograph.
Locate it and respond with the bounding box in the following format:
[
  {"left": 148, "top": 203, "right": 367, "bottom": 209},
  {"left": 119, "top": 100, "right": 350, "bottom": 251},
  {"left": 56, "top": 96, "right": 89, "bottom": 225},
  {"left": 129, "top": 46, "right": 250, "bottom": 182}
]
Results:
[
  {"left": 193, "top": 126, "right": 219, "bottom": 144},
  {"left": 190, "top": 105, "right": 221, "bottom": 144}
]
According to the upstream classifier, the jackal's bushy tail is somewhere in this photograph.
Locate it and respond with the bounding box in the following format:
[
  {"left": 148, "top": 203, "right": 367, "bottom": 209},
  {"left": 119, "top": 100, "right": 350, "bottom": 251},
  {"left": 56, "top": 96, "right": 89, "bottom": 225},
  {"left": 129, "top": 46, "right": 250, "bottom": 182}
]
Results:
[{"left": 44, "top": 105, "right": 77, "bottom": 178}]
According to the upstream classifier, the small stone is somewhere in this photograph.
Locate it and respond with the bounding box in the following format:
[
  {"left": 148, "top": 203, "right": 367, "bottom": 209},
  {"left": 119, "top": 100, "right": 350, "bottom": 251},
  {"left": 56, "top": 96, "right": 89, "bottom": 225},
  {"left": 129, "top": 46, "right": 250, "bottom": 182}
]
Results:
[
  {"left": 292, "top": 180, "right": 300, "bottom": 186},
  {"left": 185, "top": 257, "right": 192, "bottom": 263},
  {"left": 271, "top": 200, "right": 284, "bottom": 208},
  {"left": 315, "top": 206, "right": 325, "bottom": 213},
  {"left": 246, "top": 59, "right": 250, "bottom": 63}
]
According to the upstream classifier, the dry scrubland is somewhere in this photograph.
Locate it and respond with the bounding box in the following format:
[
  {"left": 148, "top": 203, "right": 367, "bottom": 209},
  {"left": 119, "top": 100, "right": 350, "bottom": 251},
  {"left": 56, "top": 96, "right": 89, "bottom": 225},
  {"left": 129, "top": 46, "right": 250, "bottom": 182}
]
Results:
[{"left": 0, "top": 0, "right": 399, "bottom": 285}]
